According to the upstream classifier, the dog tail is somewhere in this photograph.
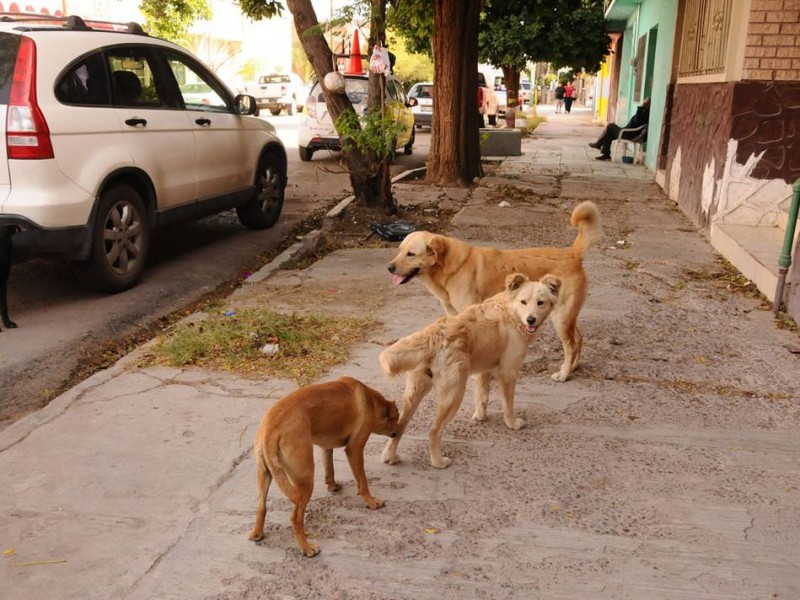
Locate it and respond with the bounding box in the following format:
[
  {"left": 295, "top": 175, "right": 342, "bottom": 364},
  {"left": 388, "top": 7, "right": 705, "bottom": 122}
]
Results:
[
  {"left": 379, "top": 323, "right": 442, "bottom": 377},
  {"left": 570, "top": 201, "right": 602, "bottom": 256}
]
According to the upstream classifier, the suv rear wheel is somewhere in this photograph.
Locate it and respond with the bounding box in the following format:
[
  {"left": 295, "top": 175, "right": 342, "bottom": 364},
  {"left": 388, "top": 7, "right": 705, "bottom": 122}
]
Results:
[
  {"left": 76, "top": 184, "right": 150, "bottom": 293},
  {"left": 298, "top": 146, "right": 314, "bottom": 162},
  {"left": 236, "top": 153, "right": 285, "bottom": 230}
]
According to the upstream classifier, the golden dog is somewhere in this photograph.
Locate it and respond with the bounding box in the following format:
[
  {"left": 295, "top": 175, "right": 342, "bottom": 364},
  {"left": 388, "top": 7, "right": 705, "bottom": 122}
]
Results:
[
  {"left": 248, "top": 376, "right": 399, "bottom": 557},
  {"left": 379, "top": 273, "right": 560, "bottom": 469},
  {"left": 387, "top": 201, "right": 600, "bottom": 382}
]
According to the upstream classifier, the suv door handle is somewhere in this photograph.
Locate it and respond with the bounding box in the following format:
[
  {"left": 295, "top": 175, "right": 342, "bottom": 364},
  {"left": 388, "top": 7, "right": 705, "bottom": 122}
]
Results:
[
  {"left": 195, "top": 118, "right": 211, "bottom": 126},
  {"left": 125, "top": 118, "right": 147, "bottom": 127}
]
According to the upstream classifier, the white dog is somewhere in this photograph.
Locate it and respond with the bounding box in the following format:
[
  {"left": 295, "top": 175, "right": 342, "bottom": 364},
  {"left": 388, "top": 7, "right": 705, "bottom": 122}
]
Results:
[{"left": 379, "top": 273, "right": 560, "bottom": 468}]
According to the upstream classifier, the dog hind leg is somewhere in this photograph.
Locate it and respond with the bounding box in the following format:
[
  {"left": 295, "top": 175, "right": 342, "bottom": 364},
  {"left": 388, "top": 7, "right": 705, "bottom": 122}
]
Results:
[
  {"left": 471, "top": 371, "right": 492, "bottom": 421},
  {"left": 382, "top": 367, "right": 432, "bottom": 465},
  {"left": 248, "top": 447, "right": 273, "bottom": 542},
  {"left": 551, "top": 311, "right": 582, "bottom": 382},
  {"left": 268, "top": 441, "right": 319, "bottom": 557},
  {"left": 428, "top": 368, "right": 468, "bottom": 469}
]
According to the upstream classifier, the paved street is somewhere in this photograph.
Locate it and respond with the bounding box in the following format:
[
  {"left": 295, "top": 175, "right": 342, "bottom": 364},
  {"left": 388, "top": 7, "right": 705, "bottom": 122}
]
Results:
[{"left": 1, "top": 105, "right": 799, "bottom": 600}]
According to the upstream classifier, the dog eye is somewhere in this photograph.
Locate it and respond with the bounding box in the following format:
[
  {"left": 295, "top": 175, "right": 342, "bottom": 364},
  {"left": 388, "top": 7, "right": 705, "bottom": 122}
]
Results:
[
  {"left": 537, "top": 300, "right": 544, "bottom": 306},
  {"left": 520, "top": 300, "right": 527, "bottom": 305},
  {"left": 406, "top": 251, "right": 415, "bottom": 257}
]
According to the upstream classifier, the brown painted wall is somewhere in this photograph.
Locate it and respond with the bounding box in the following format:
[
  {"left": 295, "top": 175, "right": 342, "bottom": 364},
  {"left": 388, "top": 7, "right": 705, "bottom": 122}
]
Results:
[
  {"left": 732, "top": 81, "right": 800, "bottom": 181},
  {"left": 664, "top": 83, "right": 735, "bottom": 229}
]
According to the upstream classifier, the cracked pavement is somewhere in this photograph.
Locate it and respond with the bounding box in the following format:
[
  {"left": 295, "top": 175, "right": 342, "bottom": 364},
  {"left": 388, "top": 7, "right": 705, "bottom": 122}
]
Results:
[{"left": 2, "top": 107, "right": 799, "bottom": 600}]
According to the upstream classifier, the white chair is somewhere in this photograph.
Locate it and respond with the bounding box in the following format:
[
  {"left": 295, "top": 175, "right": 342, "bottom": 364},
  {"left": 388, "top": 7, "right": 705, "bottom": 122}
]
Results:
[{"left": 613, "top": 124, "right": 647, "bottom": 163}]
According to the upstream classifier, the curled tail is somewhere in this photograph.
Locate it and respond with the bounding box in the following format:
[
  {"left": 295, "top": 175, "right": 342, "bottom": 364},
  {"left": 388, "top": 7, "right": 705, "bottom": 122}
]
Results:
[
  {"left": 570, "top": 201, "right": 602, "bottom": 256},
  {"left": 379, "top": 322, "right": 443, "bottom": 377}
]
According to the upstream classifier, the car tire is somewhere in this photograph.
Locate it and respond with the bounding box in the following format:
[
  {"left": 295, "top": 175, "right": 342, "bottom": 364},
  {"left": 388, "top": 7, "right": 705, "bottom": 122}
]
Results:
[
  {"left": 286, "top": 99, "right": 295, "bottom": 116},
  {"left": 269, "top": 108, "right": 281, "bottom": 116},
  {"left": 488, "top": 114, "right": 497, "bottom": 126},
  {"left": 236, "top": 153, "right": 285, "bottom": 230},
  {"left": 298, "top": 146, "right": 314, "bottom": 162},
  {"left": 76, "top": 183, "right": 149, "bottom": 293},
  {"left": 403, "top": 128, "right": 415, "bottom": 155}
]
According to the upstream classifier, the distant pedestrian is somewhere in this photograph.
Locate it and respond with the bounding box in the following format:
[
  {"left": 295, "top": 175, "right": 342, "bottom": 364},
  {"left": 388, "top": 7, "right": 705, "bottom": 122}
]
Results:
[
  {"left": 554, "top": 82, "right": 565, "bottom": 113},
  {"left": 564, "top": 80, "right": 576, "bottom": 114}
]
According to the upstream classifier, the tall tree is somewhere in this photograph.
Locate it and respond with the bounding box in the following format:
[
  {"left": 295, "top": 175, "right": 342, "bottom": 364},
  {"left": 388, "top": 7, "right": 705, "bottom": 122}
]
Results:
[
  {"left": 240, "top": 0, "right": 396, "bottom": 212},
  {"left": 139, "top": 0, "right": 211, "bottom": 44},
  {"left": 426, "top": 0, "right": 482, "bottom": 186}
]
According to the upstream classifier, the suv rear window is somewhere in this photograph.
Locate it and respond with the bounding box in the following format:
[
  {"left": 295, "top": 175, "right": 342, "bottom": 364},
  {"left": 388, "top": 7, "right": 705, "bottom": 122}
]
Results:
[
  {"left": 0, "top": 33, "right": 21, "bottom": 105},
  {"left": 56, "top": 52, "right": 111, "bottom": 106}
]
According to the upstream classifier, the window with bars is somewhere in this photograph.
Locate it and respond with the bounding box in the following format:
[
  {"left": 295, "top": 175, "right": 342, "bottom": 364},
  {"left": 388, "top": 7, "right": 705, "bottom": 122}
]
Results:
[{"left": 678, "top": 0, "right": 733, "bottom": 77}]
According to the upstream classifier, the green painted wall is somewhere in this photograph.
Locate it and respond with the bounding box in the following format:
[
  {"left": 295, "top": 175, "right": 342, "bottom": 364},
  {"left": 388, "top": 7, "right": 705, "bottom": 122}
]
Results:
[{"left": 614, "top": 0, "right": 678, "bottom": 170}]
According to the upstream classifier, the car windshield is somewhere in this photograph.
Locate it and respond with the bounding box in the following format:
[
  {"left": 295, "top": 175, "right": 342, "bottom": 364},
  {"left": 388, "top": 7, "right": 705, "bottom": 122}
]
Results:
[
  {"left": 313, "top": 78, "right": 369, "bottom": 106},
  {"left": 259, "top": 75, "right": 289, "bottom": 84},
  {"left": 413, "top": 85, "right": 432, "bottom": 98},
  {"left": 0, "top": 33, "right": 20, "bottom": 104}
]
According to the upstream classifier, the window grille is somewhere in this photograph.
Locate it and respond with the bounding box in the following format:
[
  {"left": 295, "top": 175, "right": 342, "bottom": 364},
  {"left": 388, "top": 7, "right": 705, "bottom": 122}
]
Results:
[{"left": 678, "top": 0, "right": 733, "bottom": 77}]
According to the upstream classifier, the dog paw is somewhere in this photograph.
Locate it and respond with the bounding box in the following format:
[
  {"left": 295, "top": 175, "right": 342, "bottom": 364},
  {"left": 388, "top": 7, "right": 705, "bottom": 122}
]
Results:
[
  {"left": 506, "top": 417, "right": 526, "bottom": 430},
  {"left": 326, "top": 481, "right": 343, "bottom": 493},
  {"left": 551, "top": 371, "right": 570, "bottom": 382},
  {"left": 381, "top": 448, "right": 401, "bottom": 465},
  {"left": 363, "top": 496, "right": 385, "bottom": 510},
  {"left": 301, "top": 544, "right": 320, "bottom": 558},
  {"left": 471, "top": 410, "right": 487, "bottom": 422},
  {"left": 431, "top": 456, "right": 452, "bottom": 469},
  {"left": 248, "top": 530, "right": 265, "bottom": 542}
]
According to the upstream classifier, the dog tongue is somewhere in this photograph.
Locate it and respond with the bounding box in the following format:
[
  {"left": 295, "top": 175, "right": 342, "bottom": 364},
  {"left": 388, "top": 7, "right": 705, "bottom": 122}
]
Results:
[{"left": 392, "top": 274, "right": 404, "bottom": 286}]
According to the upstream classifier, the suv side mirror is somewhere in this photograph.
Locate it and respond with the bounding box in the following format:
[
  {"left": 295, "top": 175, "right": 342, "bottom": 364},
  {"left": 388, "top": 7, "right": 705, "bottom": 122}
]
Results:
[{"left": 235, "top": 94, "right": 258, "bottom": 116}]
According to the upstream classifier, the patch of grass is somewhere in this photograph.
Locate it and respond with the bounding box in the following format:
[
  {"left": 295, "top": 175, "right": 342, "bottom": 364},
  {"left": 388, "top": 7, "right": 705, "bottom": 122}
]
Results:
[
  {"left": 143, "top": 307, "right": 378, "bottom": 384},
  {"left": 775, "top": 312, "right": 797, "bottom": 331}
]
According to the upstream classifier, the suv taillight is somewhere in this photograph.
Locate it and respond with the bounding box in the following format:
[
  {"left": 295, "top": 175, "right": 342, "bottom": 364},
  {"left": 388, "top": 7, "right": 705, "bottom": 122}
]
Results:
[
  {"left": 306, "top": 94, "right": 316, "bottom": 119},
  {"left": 6, "top": 36, "right": 54, "bottom": 160},
  {"left": 281, "top": 84, "right": 287, "bottom": 96}
]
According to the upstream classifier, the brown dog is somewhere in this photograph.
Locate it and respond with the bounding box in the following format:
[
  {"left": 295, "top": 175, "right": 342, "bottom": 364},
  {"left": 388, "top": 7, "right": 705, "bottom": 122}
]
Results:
[
  {"left": 248, "top": 376, "right": 399, "bottom": 557},
  {"left": 380, "top": 273, "right": 560, "bottom": 468},
  {"left": 387, "top": 201, "right": 600, "bottom": 382}
]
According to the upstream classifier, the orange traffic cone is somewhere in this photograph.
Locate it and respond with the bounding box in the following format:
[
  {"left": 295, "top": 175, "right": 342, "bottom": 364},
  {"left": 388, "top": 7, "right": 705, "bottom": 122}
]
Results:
[{"left": 345, "top": 30, "right": 363, "bottom": 74}]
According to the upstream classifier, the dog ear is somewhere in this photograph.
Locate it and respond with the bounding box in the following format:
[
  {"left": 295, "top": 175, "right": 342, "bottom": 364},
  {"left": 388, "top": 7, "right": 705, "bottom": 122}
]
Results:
[
  {"left": 427, "top": 235, "right": 447, "bottom": 262},
  {"left": 506, "top": 273, "right": 528, "bottom": 291},
  {"left": 540, "top": 274, "right": 561, "bottom": 297}
]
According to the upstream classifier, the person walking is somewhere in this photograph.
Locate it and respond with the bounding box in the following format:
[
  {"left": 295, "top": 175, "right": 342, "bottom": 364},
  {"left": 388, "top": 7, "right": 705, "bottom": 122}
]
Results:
[
  {"left": 554, "top": 82, "right": 565, "bottom": 113},
  {"left": 563, "top": 80, "right": 576, "bottom": 114}
]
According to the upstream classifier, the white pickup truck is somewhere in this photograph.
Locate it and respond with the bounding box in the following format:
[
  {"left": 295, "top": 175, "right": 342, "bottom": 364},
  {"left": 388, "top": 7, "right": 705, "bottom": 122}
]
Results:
[{"left": 245, "top": 73, "right": 309, "bottom": 116}]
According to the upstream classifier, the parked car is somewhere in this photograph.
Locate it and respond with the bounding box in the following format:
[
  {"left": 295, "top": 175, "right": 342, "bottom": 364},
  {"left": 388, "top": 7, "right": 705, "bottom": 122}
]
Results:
[
  {"left": 298, "top": 73, "right": 415, "bottom": 161},
  {"left": 407, "top": 81, "right": 433, "bottom": 128},
  {"left": 244, "top": 73, "right": 308, "bottom": 116},
  {"left": 0, "top": 14, "right": 287, "bottom": 292},
  {"left": 179, "top": 82, "right": 221, "bottom": 107},
  {"left": 495, "top": 86, "right": 524, "bottom": 116},
  {"left": 478, "top": 72, "right": 498, "bottom": 126}
]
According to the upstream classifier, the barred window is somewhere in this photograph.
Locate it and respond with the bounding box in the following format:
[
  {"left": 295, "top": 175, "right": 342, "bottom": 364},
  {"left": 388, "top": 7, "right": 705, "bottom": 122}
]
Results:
[{"left": 678, "top": 0, "right": 733, "bottom": 77}]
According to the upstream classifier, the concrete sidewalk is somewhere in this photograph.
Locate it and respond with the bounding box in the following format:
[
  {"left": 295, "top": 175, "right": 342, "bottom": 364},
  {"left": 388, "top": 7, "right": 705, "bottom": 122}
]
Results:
[{"left": 2, "top": 105, "right": 799, "bottom": 600}]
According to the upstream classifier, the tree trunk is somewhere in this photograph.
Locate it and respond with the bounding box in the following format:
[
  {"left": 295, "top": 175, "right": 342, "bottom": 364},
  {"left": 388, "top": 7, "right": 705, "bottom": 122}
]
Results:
[
  {"left": 367, "top": 0, "right": 394, "bottom": 213},
  {"left": 501, "top": 65, "right": 520, "bottom": 127},
  {"left": 285, "top": 0, "right": 393, "bottom": 211},
  {"left": 426, "top": 0, "right": 482, "bottom": 187}
]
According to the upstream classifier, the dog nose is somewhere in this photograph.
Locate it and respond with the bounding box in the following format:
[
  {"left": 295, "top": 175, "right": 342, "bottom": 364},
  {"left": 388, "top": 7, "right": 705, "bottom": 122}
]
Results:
[
  {"left": 387, "top": 264, "right": 396, "bottom": 274},
  {"left": 527, "top": 316, "right": 537, "bottom": 326}
]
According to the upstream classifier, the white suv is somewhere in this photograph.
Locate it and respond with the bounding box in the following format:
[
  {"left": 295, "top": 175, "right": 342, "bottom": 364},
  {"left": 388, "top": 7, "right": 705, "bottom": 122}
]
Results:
[
  {"left": 298, "top": 73, "right": 414, "bottom": 161},
  {"left": 0, "top": 14, "right": 287, "bottom": 292}
]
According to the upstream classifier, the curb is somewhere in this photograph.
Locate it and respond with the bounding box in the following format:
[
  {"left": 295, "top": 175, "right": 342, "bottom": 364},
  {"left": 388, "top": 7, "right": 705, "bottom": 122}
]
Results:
[{"left": 246, "top": 166, "right": 427, "bottom": 285}]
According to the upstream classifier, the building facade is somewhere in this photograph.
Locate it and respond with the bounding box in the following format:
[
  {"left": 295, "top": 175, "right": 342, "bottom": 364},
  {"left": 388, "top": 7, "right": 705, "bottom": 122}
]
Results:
[{"left": 604, "top": 0, "right": 800, "bottom": 320}]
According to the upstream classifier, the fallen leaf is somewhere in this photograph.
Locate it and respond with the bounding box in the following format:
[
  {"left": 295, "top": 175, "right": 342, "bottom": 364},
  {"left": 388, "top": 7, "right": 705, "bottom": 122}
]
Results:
[
  {"left": 11, "top": 559, "right": 67, "bottom": 567},
  {"left": 424, "top": 527, "right": 440, "bottom": 534},
  {"left": 3, "top": 548, "right": 16, "bottom": 557}
]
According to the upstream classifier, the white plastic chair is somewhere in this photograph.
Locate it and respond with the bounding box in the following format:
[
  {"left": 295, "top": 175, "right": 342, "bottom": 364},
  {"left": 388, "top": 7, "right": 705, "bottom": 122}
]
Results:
[{"left": 613, "top": 125, "right": 647, "bottom": 163}]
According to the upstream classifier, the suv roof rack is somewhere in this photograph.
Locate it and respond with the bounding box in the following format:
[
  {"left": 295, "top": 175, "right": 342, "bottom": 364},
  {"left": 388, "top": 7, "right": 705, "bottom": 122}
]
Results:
[{"left": 0, "top": 12, "right": 147, "bottom": 35}]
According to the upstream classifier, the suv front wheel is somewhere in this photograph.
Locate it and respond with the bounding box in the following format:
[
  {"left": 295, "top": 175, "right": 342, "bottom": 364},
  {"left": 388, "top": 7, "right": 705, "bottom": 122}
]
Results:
[
  {"left": 236, "top": 153, "right": 285, "bottom": 230},
  {"left": 76, "top": 184, "right": 150, "bottom": 293}
]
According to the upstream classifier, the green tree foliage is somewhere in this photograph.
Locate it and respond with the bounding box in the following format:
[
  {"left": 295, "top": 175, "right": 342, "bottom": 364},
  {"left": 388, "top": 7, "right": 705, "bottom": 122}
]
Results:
[
  {"left": 387, "top": 1, "right": 434, "bottom": 56},
  {"left": 139, "top": 0, "right": 212, "bottom": 44},
  {"left": 387, "top": 31, "right": 434, "bottom": 89},
  {"left": 237, "top": 0, "right": 284, "bottom": 20}
]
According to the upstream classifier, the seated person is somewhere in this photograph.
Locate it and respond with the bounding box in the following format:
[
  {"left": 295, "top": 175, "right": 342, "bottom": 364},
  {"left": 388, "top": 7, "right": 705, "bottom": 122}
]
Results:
[{"left": 590, "top": 97, "right": 651, "bottom": 160}]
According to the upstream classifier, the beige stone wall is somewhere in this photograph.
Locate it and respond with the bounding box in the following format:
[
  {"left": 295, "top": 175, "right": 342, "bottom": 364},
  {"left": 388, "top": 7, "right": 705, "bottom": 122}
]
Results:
[{"left": 744, "top": 0, "right": 800, "bottom": 80}]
